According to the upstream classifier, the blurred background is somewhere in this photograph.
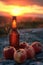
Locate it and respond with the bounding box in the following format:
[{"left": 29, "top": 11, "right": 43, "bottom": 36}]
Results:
[{"left": 0, "top": 12, "right": 43, "bottom": 35}]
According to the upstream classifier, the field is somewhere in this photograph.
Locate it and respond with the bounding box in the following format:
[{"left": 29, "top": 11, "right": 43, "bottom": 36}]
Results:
[{"left": 0, "top": 28, "right": 43, "bottom": 65}]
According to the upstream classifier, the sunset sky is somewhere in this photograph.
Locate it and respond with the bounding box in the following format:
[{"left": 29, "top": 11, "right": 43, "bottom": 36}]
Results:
[{"left": 0, "top": 0, "right": 43, "bottom": 17}]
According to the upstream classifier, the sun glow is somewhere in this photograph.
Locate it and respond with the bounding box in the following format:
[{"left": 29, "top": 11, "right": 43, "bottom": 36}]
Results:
[
  {"left": 11, "top": 6, "right": 23, "bottom": 16},
  {"left": 0, "top": 2, "right": 43, "bottom": 16}
]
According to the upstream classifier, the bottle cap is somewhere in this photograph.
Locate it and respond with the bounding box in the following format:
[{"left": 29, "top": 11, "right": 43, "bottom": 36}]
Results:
[{"left": 12, "top": 16, "right": 16, "bottom": 20}]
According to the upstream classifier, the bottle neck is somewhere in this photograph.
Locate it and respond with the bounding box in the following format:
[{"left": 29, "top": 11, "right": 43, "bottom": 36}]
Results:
[
  {"left": 12, "top": 19, "right": 17, "bottom": 27},
  {"left": 12, "top": 27, "right": 17, "bottom": 31}
]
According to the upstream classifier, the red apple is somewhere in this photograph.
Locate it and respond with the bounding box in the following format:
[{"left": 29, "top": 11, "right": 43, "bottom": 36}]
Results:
[
  {"left": 25, "top": 46, "right": 35, "bottom": 59},
  {"left": 19, "top": 42, "right": 30, "bottom": 49},
  {"left": 3, "top": 46, "right": 16, "bottom": 60},
  {"left": 31, "top": 41, "right": 42, "bottom": 54},
  {"left": 14, "top": 49, "right": 27, "bottom": 63}
]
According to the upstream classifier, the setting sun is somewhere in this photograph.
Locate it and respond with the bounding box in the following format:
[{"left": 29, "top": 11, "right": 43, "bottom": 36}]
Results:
[{"left": 11, "top": 6, "right": 22, "bottom": 16}]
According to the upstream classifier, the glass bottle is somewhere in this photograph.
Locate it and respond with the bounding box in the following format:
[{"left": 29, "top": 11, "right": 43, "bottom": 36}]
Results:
[{"left": 9, "top": 16, "right": 19, "bottom": 49}]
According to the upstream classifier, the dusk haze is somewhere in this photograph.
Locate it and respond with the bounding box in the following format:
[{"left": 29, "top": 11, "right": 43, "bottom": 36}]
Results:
[{"left": 0, "top": 0, "right": 43, "bottom": 17}]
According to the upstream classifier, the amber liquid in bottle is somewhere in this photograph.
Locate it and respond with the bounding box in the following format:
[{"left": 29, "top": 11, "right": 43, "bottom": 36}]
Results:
[{"left": 9, "top": 16, "right": 19, "bottom": 50}]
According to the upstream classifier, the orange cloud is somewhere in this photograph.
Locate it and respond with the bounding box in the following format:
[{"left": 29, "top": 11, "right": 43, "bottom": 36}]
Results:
[
  {"left": 0, "top": 0, "right": 43, "bottom": 6},
  {"left": 0, "top": 2, "right": 43, "bottom": 16}
]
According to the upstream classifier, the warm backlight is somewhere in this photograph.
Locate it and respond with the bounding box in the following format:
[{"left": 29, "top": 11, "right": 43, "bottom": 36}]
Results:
[{"left": 12, "top": 20, "right": 17, "bottom": 28}]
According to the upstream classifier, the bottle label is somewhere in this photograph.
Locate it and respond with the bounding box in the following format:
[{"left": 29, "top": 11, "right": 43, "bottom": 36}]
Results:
[{"left": 9, "top": 31, "right": 19, "bottom": 48}]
